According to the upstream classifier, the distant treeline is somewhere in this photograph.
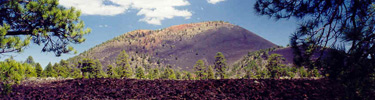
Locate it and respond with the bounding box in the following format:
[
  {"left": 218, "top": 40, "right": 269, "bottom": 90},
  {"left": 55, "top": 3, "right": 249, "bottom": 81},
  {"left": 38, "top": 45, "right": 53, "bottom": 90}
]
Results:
[{"left": 0, "top": 47, "right": 322, "bottom": 86}]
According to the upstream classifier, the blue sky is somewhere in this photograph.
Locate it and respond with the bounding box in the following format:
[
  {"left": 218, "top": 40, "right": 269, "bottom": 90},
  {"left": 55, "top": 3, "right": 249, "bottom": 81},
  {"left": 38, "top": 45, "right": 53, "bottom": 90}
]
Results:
[{"left": 6, "top": 0, "right": 298, "bottom": 67}]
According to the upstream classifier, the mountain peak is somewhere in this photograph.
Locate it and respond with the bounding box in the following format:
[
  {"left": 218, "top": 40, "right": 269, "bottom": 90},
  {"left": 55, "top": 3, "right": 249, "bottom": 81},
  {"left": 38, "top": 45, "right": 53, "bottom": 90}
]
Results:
[{"left": 68, "top": 21, "right": 276, "bottom": 70}]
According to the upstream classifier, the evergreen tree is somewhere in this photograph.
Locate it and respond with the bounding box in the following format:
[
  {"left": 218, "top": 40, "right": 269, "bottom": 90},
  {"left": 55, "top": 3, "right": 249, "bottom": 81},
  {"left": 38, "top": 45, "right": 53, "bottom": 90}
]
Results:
[
  {"left": 214, "top": 52, "right": 227, "bottom": 79},
  {"left": 194, "top": 60, "right": 206, "bottom": 79},
  {"left": 59, "top": 59, "right": 71, "bottom": 77},
  {"left": 0, "top": 0, "right": 91, "bottom": 56},
  {"left": 92, "top": 59, "right": 105, "bottom": 78},
  {"left": 35, "top": 63, "right": 43, "bottom": 77},
  {"left": 175, "top": 71, "right": 182, "bottom": 79},
  {"left": 106, "top": 65, "right": 118, "bottom": 78},
  {"left": 148, "top": 68, "right": 160, "bottom": 80},
  {"left": 44, "top": 62, "right": 57, "bottom": 77},
  {"left": 116, "top": 50, "right": 132, "bottom": 78},
  {"left": 311, "top": 67, "right": 322, "bottom": 78},
  {"left": 71, "top": 68, "right": 82, "bottom": 79},
  {"left": 244, "top": 60, "right": 257, "bottom": 79},
  {"left": 207, "top": 65, "right": 215, "bottom": 79},
  {"left": 24, "top": 63, "right": 37, "bottom": 78},
  {"left": 78, "top": 58, "right": 95, "bottom": 79},
  {"left": 255, "top": 0, "right": 375, "bottom": 99},
  {"left": 25, "top": 56, "right": 35, "bottom": 65},
  {"left": 298, "top": 67, "right": 309, "bottom": 78},
  {"left": 0, "top": 58, "right": 27, "bottom": 94},
  {"left": 266, "top": 54, "right": 286, "bottom": 79},
  {"left": 168, "top": 69, "right": 176, "bottom": 80},
  {"left": 186, "top": 72, "right": 192, "bottom": 80},
  {"left": 161, "top": 67, "right": 176, "bottom": 80},
  {"left": 54, "top": 63, "right": 69, "bottom": 78},
  {"left": 135, "top": 66, "right": 145, "bottom": 79}
]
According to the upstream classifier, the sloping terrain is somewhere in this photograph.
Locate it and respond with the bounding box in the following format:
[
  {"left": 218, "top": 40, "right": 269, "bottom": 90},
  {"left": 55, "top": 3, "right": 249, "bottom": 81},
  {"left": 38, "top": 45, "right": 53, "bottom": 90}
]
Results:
[
  {"left": 2, "top": 79, "right": 345, "bottom": 99},
  {"left": 68, "top": 21, "right": 276, "bottom": 70},
  {"left": 268, "top": 47, "right": 331, "bottom": 65},
  {"left": 234, "top": 46, "right": 331, "bottom": 68}
]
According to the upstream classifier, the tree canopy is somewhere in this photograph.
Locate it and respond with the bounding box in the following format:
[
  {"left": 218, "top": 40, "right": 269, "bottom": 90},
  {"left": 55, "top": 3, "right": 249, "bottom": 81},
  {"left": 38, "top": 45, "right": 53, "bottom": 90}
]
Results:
[
  {"left": 214, "top": 52, "right": 227, "bottom": 79},
  {"left": 43, "top": 62, "right": 56, "bottom": 77},
  {"left": 25, "top": 56, "right": 35, "bottom": 65},
  {"left": 35, "top": 63, "right": 43, "bottom": 77},
  {"left": 194, "top": 60, "right": 206, "bottom": 79},
  {"left": 78, "top": 58, "right": 95, "bottom": 78},
  {"left": 255, "top": 0, "right": 375, "bottom": 99},
  {"left": 0, "top": 0, "right": 91, "bottom": 56},
  {"left": 116, "top": 50, "right": 132, "bottom": 78}
]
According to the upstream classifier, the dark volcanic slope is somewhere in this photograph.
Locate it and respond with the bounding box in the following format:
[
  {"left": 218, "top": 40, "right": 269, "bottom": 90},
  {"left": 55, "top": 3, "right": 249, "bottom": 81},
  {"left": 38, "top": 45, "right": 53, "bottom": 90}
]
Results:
[
  {"left": 68, "top": 21, "right": 276, "bottom": 70},
  {"left": 269, "top": 47, "right": 296, "bottom": 64},
  {"left": 269, "top": 47, "right": 331, "bottom": 65}
]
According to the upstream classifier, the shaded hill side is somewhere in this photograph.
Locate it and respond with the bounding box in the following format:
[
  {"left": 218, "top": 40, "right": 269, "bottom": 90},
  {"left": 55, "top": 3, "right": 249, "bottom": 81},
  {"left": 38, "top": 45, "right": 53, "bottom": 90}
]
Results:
[
  {"left": 2, "top": 79, "right": 345, "bottom": 99},
  {"left": 68, "top": 21, "right": 276, "bottom": 70},
  {"left": 234, "top": 46, "right": 331, "bottom": 67},
  {"left": 268, "top": 47, "right": 330, "bottom": 65},
  {"left": 229, "top": 46, "right": 332, "bottom": 79}
]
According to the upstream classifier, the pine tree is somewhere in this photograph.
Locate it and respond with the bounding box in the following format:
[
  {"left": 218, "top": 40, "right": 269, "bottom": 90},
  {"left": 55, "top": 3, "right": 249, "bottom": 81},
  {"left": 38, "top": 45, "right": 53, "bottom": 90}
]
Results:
[
  {"left": 54, "top": 62, "right": 69, "bottom": 78},
  {"left": 92, "top": 59, "right": 105, "bottom": 78},
  {"left": 244, "top": 60, "right": 257, "bottom": 79},
  {"left": 135, "top": 66, "right": 145, "bottom": 79},
  {"left": 161, "top": 67, "right": 176, "bottom": 80},
  {"left": 255, "top": 0, "right": 375, "bottom": 98},
  {"left": 44, "top": 62, "right": 57, "bottom": 77},
  {"left": 148, "top": 68, "right": 160, "bottom": 80},
  {"left": 175, "top": 71, "right": 182, "bottom": 79},
  {"left": 194, "top": 60, "right": 206, "bottom": 79},
  {"left": 35, "top": 63, "right": 43, "bottom": 77},
  {"left": 214, "top": 52, "right": 227, "bottom": 79},
  {"left": 71, "top": 68, "right": 82, "bottom": 79},
  {"left": 0, "top": 59, "right": 25, "bottom": 85},
  {"left": 78, "top": 58, "right": 95, "bottom": 79},
  {"left": 116, "top": 50, "right": 132, "bottom": 78},
  {"left": 168, "top": 69, "right": 176, "bottom": 80},
  {"left": 266, "top": 54, "right": 286, "bottom": 79},
  {"left": 106, "top": 65, "right": 118, "bottom": 78},
  {"left": 24, "top": 63, "right": 37, "bottom": 78},
  {"left": 0, "top": 0, "right": 91, "bottom": 56},
  {"left": 207, "top": 65, "right": 215, "bottom": 79},
  {"left": 186, "top": 72, "right": 192, "bottom": 80},
  {"left": 299, "top": 67, "right": 309, "bottom": 78},
  {"left": 25, "top": 56, "right": 35, "bottom": 65}
]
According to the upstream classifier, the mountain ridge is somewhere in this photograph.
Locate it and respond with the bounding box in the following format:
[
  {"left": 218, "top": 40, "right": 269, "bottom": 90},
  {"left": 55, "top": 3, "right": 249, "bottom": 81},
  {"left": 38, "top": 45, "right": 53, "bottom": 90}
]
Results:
[{"left": 67, "top": 21, "right": 277, "bottom": 71}]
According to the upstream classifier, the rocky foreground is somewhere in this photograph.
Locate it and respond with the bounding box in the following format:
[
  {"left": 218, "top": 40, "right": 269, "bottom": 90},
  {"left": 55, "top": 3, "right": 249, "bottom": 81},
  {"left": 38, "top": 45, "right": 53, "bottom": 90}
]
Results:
[{"left": 2, "top": 79, "right": 344, "bottom": 99}]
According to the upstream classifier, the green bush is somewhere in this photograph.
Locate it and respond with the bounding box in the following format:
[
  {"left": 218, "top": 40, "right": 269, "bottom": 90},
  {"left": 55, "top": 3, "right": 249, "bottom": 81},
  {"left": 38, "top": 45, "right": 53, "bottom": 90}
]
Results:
[
  {"left": 299, "top": 67, "right": 309, "bottom": 78},
  {"left": 147, "top": 68, "right": 160, "bottom": 80},
  {"left": 135, "top": 66, "right": 145, "bottom": 79},
  {"left": 0, "top": 58, "right": 37, "bottom": 94}
]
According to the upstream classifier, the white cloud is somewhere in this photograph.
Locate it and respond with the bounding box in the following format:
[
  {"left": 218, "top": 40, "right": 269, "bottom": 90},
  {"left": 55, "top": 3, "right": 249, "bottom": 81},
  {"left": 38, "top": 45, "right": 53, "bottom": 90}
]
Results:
[
  {"left": 207, "top": 0, "right": 226, "bottom": 4},
  {"left": 59, "top": 0, "right": 129, "bottom": 16},
  {"left": 59, "top": 0, "right": 192, "bottom": 25},
  {"left": 131, "top": 0, "right": 192, "bottom": 25},
  {"left": 98, "top": 25, "right": 109, "bottom": 28}
]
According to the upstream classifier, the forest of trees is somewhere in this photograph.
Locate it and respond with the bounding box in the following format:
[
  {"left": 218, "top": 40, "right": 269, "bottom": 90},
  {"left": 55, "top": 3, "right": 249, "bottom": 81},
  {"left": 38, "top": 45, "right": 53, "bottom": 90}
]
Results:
[{"left": 0, "top": 48, "right": 322, "bottom": 93}]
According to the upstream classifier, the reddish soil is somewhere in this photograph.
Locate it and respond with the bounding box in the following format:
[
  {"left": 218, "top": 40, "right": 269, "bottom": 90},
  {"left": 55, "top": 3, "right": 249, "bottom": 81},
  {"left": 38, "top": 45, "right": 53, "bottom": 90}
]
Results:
[{"left": 1, "top": 79, "right": 344, "bottom": 99}]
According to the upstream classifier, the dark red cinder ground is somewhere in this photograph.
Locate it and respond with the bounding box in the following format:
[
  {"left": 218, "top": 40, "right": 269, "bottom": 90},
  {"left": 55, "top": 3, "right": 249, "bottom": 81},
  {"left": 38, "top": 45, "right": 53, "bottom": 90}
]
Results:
[{"left": 2, "top": 79, "right": 344, "bottom": 99}]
